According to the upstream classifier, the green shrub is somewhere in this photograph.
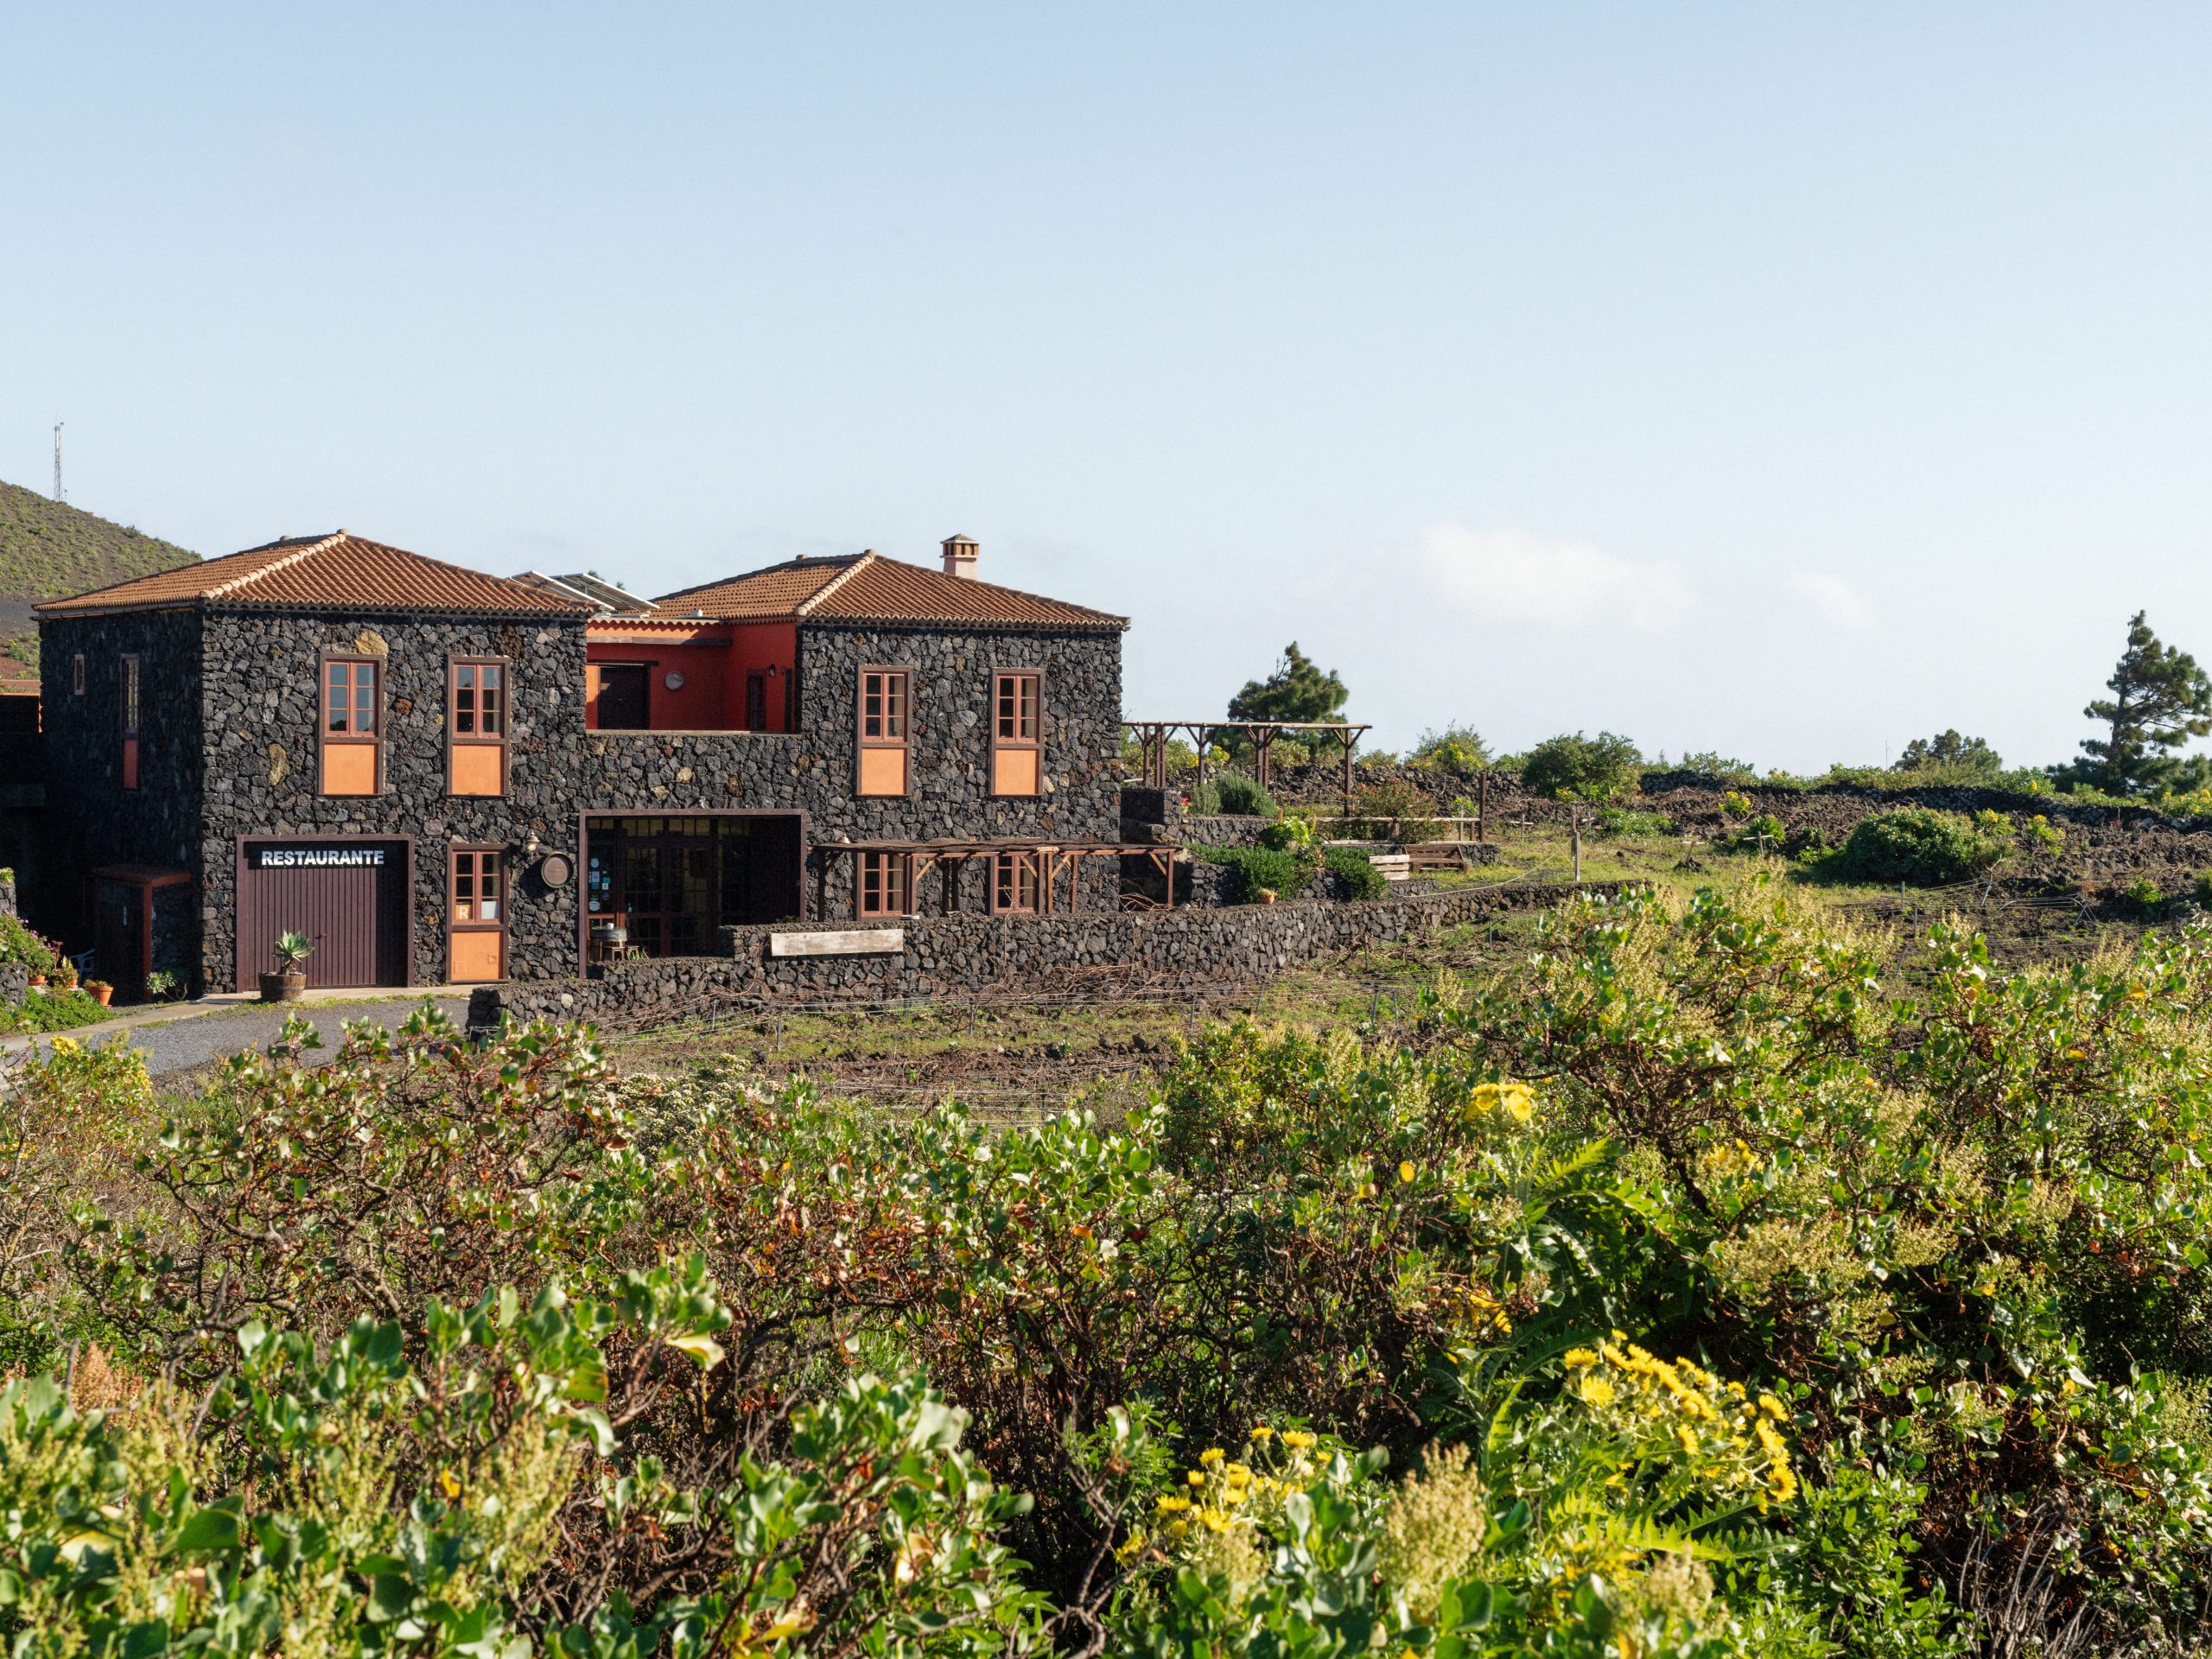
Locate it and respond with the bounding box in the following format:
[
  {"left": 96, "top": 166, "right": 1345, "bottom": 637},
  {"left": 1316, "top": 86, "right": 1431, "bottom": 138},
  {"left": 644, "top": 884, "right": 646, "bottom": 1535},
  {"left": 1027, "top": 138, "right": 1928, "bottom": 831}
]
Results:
[
  {"left": 0, "top": 912, "right": 59, "bottom": 972},
  {"left": 1322, "top": 843, "right": 1388, "bottom": 899},
  {"left": 1521, "top": 730, "right": 1643, "bottom": 801},
  {"left": 1672, "top": 749, "right": 1758, "bottom": 783},
  {"left": 1, "top": 989, "right": 111, "bottom": 1033},
  {"left": 1592, "top": 805, "right": 1675, "bottom": 837},
  {"left": 2196, "top": 871, "right": 2212, "bottom": 909},
  {"left": 1256, "top": 816, "right": 1313, "bottom": 853},
  {"left": 1719, "top": 789, "right": 1754, "bottom": 818},
  {"left": 1194, "top": 842, "right": 1312, "bottom": 901},
  {"left": 1408, "top": 722, "right": 1490, "bottom": 773},
  {"left": 1191, "top": 774, "right": 1278, "bottom": 817},
  {"left": 1344, "top": 778, "right": 1440, "bottom": 840},
  {"left": 2123, "top": 874, "right": 2166, "bottom": 915},
  {"left": 1833, "top": 807, "right": 2005, "bottom": 886}
]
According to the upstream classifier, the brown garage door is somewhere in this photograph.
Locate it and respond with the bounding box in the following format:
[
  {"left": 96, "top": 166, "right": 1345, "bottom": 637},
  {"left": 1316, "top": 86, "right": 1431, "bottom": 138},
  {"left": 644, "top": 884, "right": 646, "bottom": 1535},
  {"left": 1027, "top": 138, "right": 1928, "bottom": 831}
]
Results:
[{"left": 237, "top": 840, "right": 411, "bottom": 989}]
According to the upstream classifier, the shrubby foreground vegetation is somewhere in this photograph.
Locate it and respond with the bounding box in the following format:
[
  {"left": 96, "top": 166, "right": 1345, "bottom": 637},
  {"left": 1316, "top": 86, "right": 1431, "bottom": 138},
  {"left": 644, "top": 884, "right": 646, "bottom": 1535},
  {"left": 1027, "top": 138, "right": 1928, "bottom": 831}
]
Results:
[{"left": 16, "top": 883, "right": 2212, "bottom": 1652}]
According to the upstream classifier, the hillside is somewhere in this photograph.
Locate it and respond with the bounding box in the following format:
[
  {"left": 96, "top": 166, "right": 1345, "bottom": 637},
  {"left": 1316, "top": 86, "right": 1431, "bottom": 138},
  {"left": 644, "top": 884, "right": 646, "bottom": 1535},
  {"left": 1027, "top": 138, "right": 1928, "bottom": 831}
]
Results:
[{"left": 0, "top": 479, "right": 199, "bottom": 673}]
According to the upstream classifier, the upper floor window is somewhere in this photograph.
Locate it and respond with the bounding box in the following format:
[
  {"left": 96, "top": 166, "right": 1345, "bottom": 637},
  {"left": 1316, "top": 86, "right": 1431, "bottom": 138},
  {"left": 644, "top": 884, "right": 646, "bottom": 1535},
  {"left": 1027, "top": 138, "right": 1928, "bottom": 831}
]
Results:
[
  {"left": 992, "top": 671, "right": 1040, "bottom": 797},
  {"left": 859, "top": 850, "right": 911, "bottom": 918},
  {"left": 858, "top": 667, "right": 909, "bottom": 796},
  {"left": 120, "top": 655, "right": 140, "bottom": 791},
  {"left": 321, "top": 658, "right": 380, "bottom": 796},
  {"left": 71, "top": 654, "right": 85, "bottom": 696},
  {"left": 448, "top": 658, "right": 505, "bottom": 797}
]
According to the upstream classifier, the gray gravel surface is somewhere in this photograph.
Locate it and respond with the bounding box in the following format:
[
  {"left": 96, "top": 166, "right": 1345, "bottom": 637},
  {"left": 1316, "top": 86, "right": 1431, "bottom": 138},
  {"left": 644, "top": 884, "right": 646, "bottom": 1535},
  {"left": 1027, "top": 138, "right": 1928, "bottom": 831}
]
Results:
[{"left": 30, "top": 995, "right": 471, "bottom": 1078}]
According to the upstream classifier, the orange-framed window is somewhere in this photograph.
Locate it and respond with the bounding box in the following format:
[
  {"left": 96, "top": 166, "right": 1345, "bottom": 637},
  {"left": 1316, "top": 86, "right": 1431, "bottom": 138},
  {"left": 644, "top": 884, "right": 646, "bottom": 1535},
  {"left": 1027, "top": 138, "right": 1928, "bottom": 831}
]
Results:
[
  {"left": 449, "top": 847, "right": 505, "bottom": 982},
  {"left": 448, "top": 658, "right": 506, "bottom": 797},
  {"left": 991, "top": 671, "right": 1040, "bottom": 797},
  {"left": 992, "top": 850, "right": 1039, "bottom": 915},
  {"left": 858, "top": 667, "right": 909, "bottom": 796},
  {"left": 859, "top": 850, "right": 911, "bottom": 918},
  {"left": 321, "top": 657, "right": 380, "bottom": 796},
  {"left": 119, "top": 654, "right": 140, "bottom": 791}
]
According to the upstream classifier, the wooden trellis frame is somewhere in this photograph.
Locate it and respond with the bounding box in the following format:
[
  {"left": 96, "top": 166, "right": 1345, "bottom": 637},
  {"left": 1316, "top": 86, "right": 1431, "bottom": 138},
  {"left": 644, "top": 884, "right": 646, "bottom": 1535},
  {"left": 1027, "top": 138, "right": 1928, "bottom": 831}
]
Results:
[{"left": 1121, "top": 720, "right": 1372, "bottom": 801}]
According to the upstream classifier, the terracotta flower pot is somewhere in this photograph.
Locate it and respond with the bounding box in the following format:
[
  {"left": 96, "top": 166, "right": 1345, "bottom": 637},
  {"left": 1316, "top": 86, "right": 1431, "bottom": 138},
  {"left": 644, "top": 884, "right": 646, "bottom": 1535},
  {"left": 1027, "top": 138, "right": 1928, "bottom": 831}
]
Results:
[{"left": 91, "top": 985, "right": 112, "bottom": 1007}]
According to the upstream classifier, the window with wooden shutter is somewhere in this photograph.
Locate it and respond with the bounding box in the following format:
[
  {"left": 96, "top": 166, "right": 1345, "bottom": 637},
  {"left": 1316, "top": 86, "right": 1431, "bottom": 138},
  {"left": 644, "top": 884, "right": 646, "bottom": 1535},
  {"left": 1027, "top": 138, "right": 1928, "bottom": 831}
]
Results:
[
  {"left": 449, "top": 847, "right": 505, "bottom": 982},
  {"left": 321, "top": 658, "right": 380, "bottom": 796},
  {"left": 858, "top": 851, "right": 911, "bottom": 918},
  {"left": 120, "top": 654, "right": 140, "bottom": 791},
  {"left": 991, "top": 671, "right": 1040, "bottom": 796},
  {"left": 858, "top": 667, "right": 909, "bottom": 796},
  {"left": 448, "top": 658, "right": 506, "bottom": 796}
]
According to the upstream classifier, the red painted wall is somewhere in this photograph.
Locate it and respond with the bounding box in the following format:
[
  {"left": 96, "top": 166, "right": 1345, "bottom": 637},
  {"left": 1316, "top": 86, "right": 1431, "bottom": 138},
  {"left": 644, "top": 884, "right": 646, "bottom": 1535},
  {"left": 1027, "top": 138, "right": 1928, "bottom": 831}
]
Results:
[{"left": 582, "top": 622, "right": 797, "bottom": 731}]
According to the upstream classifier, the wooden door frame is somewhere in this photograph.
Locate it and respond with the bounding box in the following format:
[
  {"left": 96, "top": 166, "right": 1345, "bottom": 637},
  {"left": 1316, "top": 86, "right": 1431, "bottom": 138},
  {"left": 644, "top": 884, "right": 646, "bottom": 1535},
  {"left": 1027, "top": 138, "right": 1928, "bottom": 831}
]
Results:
[{"left": 447, "top": 842, "right": 509, "bottom": 983}]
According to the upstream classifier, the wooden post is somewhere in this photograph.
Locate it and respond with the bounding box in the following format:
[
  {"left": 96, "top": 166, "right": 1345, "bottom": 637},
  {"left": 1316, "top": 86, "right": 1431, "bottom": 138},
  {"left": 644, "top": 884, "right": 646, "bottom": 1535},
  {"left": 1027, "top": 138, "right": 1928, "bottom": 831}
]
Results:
[
  {"left": 1340, "top": 728, "right": 1355, "bottom": 810},
  {"left": 1255, "top": 728, "right": 1274, "bottom": 791},
  {"left": 1572, "top": 811, "right": 1583, "bottom": 882},
  {"left": 1477, "top": 772, "right": 1488, "bottom": 844}
]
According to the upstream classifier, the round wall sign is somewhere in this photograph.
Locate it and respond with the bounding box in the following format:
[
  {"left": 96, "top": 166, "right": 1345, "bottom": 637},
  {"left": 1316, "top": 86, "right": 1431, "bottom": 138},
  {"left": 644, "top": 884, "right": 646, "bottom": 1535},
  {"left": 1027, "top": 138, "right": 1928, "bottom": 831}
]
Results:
[
  {"left": 539, "top": 852, "right": 575, "bottom": 888},
  {"left": 664, "top": 670, "right": 685, "bottom": 690}
]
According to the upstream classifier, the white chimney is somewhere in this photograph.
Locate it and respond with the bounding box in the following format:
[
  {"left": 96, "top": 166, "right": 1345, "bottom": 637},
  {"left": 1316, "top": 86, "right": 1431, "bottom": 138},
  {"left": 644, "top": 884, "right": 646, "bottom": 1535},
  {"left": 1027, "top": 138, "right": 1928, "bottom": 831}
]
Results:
[{"left": 941, "top": 534, "right": 979, "bottom": 580}]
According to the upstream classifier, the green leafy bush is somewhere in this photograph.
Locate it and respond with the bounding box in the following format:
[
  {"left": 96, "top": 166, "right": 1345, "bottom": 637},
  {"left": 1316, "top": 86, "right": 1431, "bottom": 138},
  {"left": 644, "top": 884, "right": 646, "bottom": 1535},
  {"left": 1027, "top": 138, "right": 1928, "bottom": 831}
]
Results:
[
  {"left": 1322, "top": 843, "right": 1388, "bottom": 899},
  {"left": 1344, "top": 778, "right": 1440, "bottom": 840},
  {"left": 1521, "top": 730, "right": 1642, "bottom": 801},
  {"left": 31, "top": 896, "right": 2212, "bottom": 1649},
  {"left": 0, "top": 988, "right": 112, "bottom": 1034},
  {"left": 2123, "top": 874, "right": 2166, "bottom": 914},
  {"left": 1592, "top": 805, "right": 1675, "bottom": 837},
  {"left": 1192, "top": 774, "right": 1279, "bottom": 817},
  {"left": 1832, "top": 807, "right": 2005, "bottom": 886},
  {"left": 1408, "top": 722, "right": 1490, "bottom": 773},
  {"left": 1193, "top": 842, "right": 1313, "bottom": 901}
]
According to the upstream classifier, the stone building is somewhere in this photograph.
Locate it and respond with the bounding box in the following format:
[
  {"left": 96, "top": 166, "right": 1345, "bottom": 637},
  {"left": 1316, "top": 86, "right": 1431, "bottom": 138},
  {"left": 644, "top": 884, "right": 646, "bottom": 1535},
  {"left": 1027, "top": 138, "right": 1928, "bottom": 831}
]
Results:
[{"left": 35, "top": 531, "right": 1126, "bottom": 999}]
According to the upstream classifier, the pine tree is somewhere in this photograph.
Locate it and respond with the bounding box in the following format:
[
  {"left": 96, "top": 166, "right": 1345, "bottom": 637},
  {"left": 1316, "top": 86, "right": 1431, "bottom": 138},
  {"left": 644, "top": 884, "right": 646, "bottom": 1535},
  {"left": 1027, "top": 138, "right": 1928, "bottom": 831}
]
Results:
[
  {"left": 1226, "top": 643, "right": 1347, "bottom": 726},
  {"left": 2074, "top": 612, "right": 2212, "bottom": 796}
]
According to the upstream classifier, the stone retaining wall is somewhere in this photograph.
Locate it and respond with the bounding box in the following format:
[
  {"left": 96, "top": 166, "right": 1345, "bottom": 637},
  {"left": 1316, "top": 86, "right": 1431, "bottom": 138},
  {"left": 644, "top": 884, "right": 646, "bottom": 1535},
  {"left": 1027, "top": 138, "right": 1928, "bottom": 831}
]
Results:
[{"left": 474, "top": 879, "right": 1630, "bottom": 1029}]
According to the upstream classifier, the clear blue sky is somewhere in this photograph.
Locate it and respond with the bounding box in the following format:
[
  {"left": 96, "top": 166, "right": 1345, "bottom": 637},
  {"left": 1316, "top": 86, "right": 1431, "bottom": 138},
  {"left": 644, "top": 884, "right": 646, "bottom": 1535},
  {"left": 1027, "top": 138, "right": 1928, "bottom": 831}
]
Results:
[{"left": 6, "top": 3, "right": 2211, "bottom": 769}]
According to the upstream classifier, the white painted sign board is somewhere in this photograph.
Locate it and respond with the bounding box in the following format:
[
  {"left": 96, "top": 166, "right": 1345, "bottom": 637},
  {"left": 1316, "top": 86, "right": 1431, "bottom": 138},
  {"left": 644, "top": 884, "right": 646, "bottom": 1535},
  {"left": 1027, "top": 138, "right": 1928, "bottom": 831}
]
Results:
[{"left": 769, "top": 929, "right": 906, "bottom": 958}]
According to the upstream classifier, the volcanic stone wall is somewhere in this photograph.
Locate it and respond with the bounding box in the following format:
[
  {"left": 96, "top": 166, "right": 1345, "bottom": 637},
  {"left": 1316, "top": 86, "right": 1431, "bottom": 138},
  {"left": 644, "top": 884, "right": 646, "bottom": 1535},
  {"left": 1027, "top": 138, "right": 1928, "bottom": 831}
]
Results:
[
  {"left": 194, "top": 609, "right": 592, "bottom": 991},
  {"left": 793, "top": 623, "right": 1123, "bottom": 914},
  {"left": 480, "top": 879, "right": 1628, "bottom": 1028},
  {"left": 37, "top": 610, "right": 207, "bottom": 950}
]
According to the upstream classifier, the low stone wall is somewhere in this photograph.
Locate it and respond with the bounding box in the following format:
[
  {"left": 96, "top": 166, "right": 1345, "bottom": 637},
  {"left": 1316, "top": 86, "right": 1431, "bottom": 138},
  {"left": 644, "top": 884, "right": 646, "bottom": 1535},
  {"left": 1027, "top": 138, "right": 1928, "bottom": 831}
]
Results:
[{"left": 474, "top": 879, "right": 1630, "bottom": 1030}]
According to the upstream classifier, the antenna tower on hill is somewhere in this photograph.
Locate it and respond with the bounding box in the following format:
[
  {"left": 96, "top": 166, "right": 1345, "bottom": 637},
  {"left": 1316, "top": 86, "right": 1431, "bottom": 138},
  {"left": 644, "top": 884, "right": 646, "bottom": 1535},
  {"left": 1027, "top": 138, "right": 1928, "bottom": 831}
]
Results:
[{"left": 52, "top": 423, "right": 63, "bottom": 503}]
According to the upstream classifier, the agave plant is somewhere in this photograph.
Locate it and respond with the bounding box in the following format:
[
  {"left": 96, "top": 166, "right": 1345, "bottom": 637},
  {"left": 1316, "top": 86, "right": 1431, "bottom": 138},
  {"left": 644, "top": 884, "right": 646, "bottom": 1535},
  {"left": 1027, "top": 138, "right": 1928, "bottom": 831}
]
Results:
[{"left": 272, "top": 930, "right": 314, "bottom": 970}]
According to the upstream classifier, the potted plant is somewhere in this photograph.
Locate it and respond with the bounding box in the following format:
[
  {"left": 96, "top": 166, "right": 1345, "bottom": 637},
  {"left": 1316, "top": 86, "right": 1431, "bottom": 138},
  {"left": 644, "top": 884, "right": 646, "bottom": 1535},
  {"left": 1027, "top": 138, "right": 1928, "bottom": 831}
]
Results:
[
  {"left": 259, "top": 931, "right": 313, "bottom": 1003},
  {"left": 1255, "top": 887, "right": 1279, "bottom": 905},
  {"left": 84, "top": 978, "right": 112, "bottom": 1007},
  {"left": 51, "top": 960, "right": 79, "bottom": 994}
]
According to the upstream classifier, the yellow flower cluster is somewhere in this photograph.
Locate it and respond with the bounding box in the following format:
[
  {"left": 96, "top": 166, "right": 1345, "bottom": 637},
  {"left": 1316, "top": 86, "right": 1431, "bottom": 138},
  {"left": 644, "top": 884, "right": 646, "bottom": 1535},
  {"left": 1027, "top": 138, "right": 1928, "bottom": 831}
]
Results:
[
  {"left": 1564, "top": 1340, "right": 1797, "bottom": 1506},
  {"left": 1149, "top": 1428, "right": 1321, "bottom": 1544},
  {"left": 1461, "top": 1284, "right": 1514, "bottom": 1338},
  {"left": 1465, "top": 1080, "right": 1535, "bottom": 1125}
]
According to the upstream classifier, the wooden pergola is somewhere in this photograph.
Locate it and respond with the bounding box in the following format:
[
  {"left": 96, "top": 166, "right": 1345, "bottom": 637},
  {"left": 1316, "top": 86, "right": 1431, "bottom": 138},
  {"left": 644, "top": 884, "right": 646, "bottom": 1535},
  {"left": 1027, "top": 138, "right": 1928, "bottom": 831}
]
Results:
[
  {"left": 1122, "top": 721, "right": 1371, "bottom": 797},
  {"left": 811, "top": 836, "right": 1179, "bottom": 919}
]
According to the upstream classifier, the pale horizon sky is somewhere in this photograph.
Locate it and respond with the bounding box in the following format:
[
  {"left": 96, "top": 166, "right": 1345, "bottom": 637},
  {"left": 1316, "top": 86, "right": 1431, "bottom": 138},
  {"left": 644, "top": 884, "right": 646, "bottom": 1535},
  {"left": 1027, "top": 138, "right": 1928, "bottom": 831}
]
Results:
[{"left": 6, "top": 4, "right": 2212, "bottom": 769}]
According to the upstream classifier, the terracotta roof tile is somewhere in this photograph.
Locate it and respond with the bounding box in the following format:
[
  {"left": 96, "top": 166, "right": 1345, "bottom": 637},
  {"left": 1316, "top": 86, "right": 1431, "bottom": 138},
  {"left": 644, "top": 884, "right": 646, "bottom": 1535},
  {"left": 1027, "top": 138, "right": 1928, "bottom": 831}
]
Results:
[
  {"left": 652, "top": 552, "right": 1125, "bottom": 632},
  {"left": 35, "top": 532, "right": 591, "bottom": 619}
]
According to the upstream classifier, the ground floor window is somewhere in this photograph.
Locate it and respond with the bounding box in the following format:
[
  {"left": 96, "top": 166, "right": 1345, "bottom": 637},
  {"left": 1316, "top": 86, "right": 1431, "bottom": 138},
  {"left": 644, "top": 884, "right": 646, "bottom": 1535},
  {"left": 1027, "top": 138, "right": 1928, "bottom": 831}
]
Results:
[
  {"left": 993, "top": 850, "right": 1039, "bottom": 914},
  {"left": 584, "top": 814, "right": 803, "bottom": 961},
  {"left": 859, "top": 851, "right": 910, "bottom": 918}
]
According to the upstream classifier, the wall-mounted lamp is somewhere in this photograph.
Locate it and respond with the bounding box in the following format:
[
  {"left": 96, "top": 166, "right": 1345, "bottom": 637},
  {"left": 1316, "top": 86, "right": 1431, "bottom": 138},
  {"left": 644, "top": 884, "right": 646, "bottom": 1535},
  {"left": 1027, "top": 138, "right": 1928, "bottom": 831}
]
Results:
[
  {"left": 766, "top": 663, "right": 779, "bottom": 679},
  {"left": 520, "top": 830, "right": 543, "bottom": 861}
]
